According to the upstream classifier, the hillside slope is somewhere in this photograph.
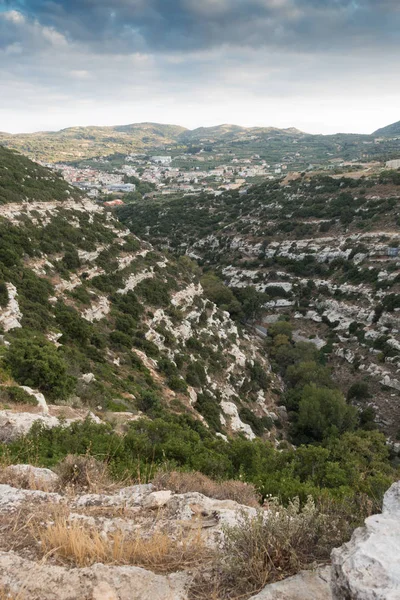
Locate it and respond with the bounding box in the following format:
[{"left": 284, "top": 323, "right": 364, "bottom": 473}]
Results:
[
  {"left": 119, "top": 170, "right": 400, "bottom": 436},
  {"left": 373, "top": 120, "right": 400, "bottom": 137},
  {"left": 0, "top": 145, "right": 280, "bottom": 441}
]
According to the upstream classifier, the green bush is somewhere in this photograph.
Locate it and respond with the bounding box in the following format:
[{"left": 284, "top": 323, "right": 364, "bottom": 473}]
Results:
[{"left": 5, "top": 334, "right": 76, "bottom": 400}]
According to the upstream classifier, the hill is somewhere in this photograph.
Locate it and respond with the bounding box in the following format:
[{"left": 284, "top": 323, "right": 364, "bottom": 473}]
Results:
[
  {"left": 119, "top": 169, "right": 400, "bottom": 437},
  {"left": 0, "top": 123, "right": 188, "bottom": 163},
  {"left": 373, "top": 120, "right": 400, "bottom": 137},
  {"left": 4, "top": 121, "right": 400, "bottom": 166},
  {"left": 0, "top": 146, "right": 82, "bottom": 204}
]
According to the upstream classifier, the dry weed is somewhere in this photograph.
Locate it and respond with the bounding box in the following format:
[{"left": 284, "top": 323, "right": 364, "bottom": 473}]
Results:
[
  {"left": 37, "top": 516, "right": 214, "bottom": 573},
  {"left": 153, "top": 471, "right": 260, "bottom": 507},
  {"left": 55, "top": 454, "right": 114, "bottom": 493},
  {"left": 190, "top": 495, "right": 357, "bottom": 599}
]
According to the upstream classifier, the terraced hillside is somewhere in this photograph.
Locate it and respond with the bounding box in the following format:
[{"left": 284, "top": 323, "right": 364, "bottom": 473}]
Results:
[
  {"left": 119, "top": 170, "right": 400, "bottom": 437},
  {"left": 0, "top": 145, "right": 280, "bottom": 443}
]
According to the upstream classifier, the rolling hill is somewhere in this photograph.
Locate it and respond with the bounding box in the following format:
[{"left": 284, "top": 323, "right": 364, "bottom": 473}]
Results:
[
  {"left": 2, "top": 120, "right": 400, "bottom": 164},
  {"left": 373, "top": 120, "right": 400, "bottom": 137}
]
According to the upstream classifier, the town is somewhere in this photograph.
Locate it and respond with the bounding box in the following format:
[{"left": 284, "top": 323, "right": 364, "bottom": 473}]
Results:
[{"left": 43, "top": 144, "right": 395, "bottom": 206}]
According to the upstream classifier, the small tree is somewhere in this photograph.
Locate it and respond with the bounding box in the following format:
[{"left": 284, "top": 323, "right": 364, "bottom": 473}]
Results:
[
  {"left": 294, "top": 384, "right": 358, "bottom": 443},
  {"left": 5, "top": 335, "right": 75, "bottom": 399}
]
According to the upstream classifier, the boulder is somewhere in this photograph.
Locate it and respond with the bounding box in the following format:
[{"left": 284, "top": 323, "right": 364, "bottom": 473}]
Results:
[
  {"left": 0, "top": 484, "right": 61, "bottom": 512},
  {"left": 3, "top": 464, "right": 59, "bottom": 490},
  {"left": 0, "top": 550, "right": 188, "bottom": 600},
  {"left": 142, "top": 490, "right": 172, "bottom": 509},
  {"left": 248, "top": 567, "right": 332, "bottom": 599},
  {"left": 331, "top": 481, "right": 400, "bottom": 599}
]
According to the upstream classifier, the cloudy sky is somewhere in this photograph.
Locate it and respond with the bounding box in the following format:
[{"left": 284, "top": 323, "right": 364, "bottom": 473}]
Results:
[{"left": 0, "top": 0, "right": 399, "bottom": 134}]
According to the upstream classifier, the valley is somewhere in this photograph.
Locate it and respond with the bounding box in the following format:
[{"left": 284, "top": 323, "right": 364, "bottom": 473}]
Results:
[
  {"left": 0, "top": 135, "right": 399, "bottom": 600},
  {"left": 119, "top": 170, "right": 400, "bottom": 439}
]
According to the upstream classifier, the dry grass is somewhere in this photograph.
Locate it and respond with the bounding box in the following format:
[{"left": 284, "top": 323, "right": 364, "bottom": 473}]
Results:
[
  {"left": 0, "top": 588, "right": 24, "bottom": 600},
  {"left": 54, "top": 454, "right": 114, "bottom": 493},
  {"left": 153, "top": 471, "right": 260, "bottom": 508},
  {"left": 37, "top": 516, "right": 214, "bottom": 573}
]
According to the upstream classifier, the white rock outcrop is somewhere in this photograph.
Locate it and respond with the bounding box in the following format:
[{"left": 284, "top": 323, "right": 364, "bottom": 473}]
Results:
[
  {"left": 0, "top": 551, "right": 188, "bottom": 600},
  {"left": 331, "top": 481, "right": 400, "bottom": 599},
  {"left": 249, "top": 567, "right": 332, "bottom": 600},
  {"left": 0, "top": 283, "right": 22, "bottom": 331}
]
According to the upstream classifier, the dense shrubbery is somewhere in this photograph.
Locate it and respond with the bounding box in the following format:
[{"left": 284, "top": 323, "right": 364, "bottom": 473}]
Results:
[
  {"left": 0, "top": 415, "right": 396, "bottom": 508},
  {"left": 4, "top": 333, "right": 76, "bottom": 399},
  {"left": 0, "top": 146, "right": 82, "bottom": 204}
]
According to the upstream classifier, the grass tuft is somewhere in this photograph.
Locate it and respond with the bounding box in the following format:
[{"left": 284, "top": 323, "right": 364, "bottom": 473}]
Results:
[
  {"left": 37, "top": 516, "right": 213, "bottom": 573},
  {"left": 152, "top": 470, "right": 260, "bottom": 508}
]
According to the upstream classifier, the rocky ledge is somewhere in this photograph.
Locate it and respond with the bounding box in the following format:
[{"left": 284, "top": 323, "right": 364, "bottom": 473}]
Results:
[
  {"left": 331, "top": 481, "right": 400, "bottom": 600},
  {"left": 0, "top": 466, "right": 398, "bottom": 599}
]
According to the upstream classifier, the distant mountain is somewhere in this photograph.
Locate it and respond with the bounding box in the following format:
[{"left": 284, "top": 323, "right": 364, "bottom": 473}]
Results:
[
  {"left": 0, "top": 122, "right": 306, "bottom": 162},
  {"left": 0, "top": 123, "right": 188, "bottom": 162},
  {"left": 178, "top": 124, "right": 306, "bottom": 143},
  {"left": 1, "top": 121, "right": 400, "bottom": 164},
  {"left": 373, "top": 121, "right": 400, "bottom": 137}
]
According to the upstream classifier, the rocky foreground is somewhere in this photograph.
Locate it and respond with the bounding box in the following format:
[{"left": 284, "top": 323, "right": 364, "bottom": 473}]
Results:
[{"left": 0, "top": 465, "right": 398, "bottom": 600}]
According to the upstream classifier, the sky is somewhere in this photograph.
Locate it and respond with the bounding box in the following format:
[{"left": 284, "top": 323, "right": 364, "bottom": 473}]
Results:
[{"left": 0, "top": 0, "right": 399, "bottom": 135}]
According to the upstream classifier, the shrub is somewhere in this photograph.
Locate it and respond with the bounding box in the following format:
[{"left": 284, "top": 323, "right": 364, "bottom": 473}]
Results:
[
  {"left": 347, "top": 381, "right": 370, "bottom": 401},
  {"left": 135, "top": 278, "right": 171, "bottom": 307},
  {"left": 293, "top": 384, "right": 358, "bottom": 443},
  {"left": 55, "top": 454, "right": 112, "bottom": 492},
  {"left": 5, "top": 335, "right": 75, "bottom": 400},
  {"left": 0, "top": 282, "right": 8, "bottom": 308},
  {"left": 191, "top": 496, "right": 357, "bottom": 599},
  {"left": 168, "top": 376, "right": 188, "bottom": 393},
  {"left": 195, "top": 392, "right": 222, "bottom": 431},
  {"left": 186, "top": 361, "right": 207, "bottom": 387},
  {"left": 0, "top": 385, "right": 37, "bottom": 405}
]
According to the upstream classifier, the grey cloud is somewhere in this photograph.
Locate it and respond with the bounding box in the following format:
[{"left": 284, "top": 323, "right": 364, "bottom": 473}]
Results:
[{"left": 4, "top": 0, "right": 399, "bottom": 54}]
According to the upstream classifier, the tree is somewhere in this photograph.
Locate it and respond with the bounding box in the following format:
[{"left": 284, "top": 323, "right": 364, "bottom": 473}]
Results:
[{"left": 293, "top": 384, "right": 358, "bottom": 443}]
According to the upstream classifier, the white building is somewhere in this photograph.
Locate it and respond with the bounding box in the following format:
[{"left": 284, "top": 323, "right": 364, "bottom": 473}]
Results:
[
  {"left": 386, "top": 159, "right": 400, "bottom": 169},
  {"left": 151, "top": 156, "right": 172, "bottom": 165}
]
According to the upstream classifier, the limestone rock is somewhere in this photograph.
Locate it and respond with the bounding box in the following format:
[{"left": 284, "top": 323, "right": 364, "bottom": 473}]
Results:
[
  {"left": 20, "top": 386, "right": 49, "bottom": 414},
  {"left": 3, "top": 464, "right": 59, "bottom": 490},
  {"left": 0, "top": 484, "right": 61, "bottom": 512},
  {"left": 0, "top": 550, "right": 188, "bottom": 600},
  {"left": 142, "top": 490, "right": 172, "bottom": 509},
  {"left": 248, "top": 567, "right": 332, "bottom": 599},
  {"left": 92, "top": 581, "right": 119, "bottom": 600},
  {"left": 331, "top": 481, "right": 400, "bottom": 599}
]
